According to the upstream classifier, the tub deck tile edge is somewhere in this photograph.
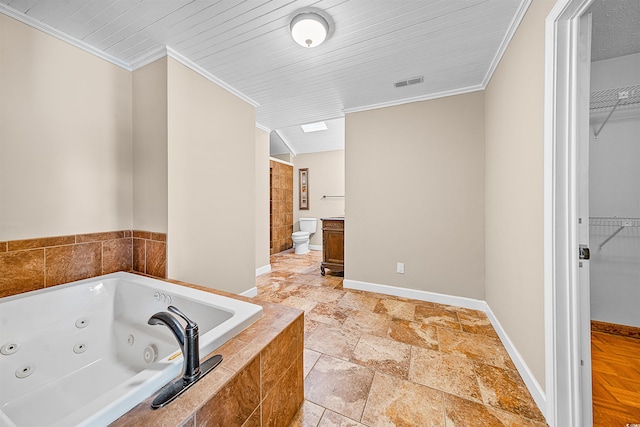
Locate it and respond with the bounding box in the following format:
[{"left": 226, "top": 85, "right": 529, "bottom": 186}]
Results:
[{"left": 110, "top": 277, "right": 304, "bottom": 427}]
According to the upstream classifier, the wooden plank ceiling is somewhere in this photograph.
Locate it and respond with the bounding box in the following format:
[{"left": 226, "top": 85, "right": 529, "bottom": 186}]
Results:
[{"left": 1, "top": 0, "right": 527, "bottom": 153}]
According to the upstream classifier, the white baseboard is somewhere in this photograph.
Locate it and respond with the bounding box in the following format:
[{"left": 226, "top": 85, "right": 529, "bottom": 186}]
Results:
[
  {"left": 483, "top": 304, "right": 547, "bottom": 416},
  {"left": 309, "top": 245, "right": 322, "bottom": 251},
  {"left": 343, "top": 279, "right": 486, "bottom": 311},
  {"left": 255, "top": 264, "right": 271, "bottom": 276},
  {"left": 343, "top": 278, "right": 547, "bottom": 419},
  {"left": 240, "top": 287, "right": 258, "bottom": 298}
]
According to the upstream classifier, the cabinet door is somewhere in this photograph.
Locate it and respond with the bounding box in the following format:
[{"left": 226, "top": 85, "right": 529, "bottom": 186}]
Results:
[{"left": 323, "top": 229, "right": 344, "bottom": 264}]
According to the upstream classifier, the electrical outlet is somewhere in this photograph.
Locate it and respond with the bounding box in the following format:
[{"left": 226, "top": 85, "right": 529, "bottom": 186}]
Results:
[{"left": 396, "top": 262, "right": 405, "bottom": 274}]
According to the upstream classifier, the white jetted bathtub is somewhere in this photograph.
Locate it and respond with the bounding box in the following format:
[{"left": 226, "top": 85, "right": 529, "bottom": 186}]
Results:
[{"left": 0, "top": 272, "right": 263, "bottom": 427}]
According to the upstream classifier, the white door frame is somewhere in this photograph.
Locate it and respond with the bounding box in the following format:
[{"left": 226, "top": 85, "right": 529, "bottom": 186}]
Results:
[
  {"left": 576, "top": 10, "right": 593, "bottom": 427},
  {"left": 544, "top": 0, "right": 594, "bottom": 426}
]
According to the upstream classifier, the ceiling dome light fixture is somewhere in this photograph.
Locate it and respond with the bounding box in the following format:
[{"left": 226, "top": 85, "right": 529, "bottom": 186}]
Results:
[{"left": 290, "top": 12, "right": 329, "bottom": 48}]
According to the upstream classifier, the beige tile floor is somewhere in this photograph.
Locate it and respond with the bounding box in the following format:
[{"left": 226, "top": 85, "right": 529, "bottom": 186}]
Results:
[{"left": 255, "top": 250, "right": 547, "bottom": 427}]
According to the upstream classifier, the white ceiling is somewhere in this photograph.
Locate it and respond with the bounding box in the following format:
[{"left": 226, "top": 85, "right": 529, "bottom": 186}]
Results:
[
  {"left": 271, "top": 117, "right": 345, "bottom": 155},
  {"left": 589, "top": 0, "right": 640, "bottom": 62},
  {"left": 2, "top": 0, "right": 530, "bottom": 154}
]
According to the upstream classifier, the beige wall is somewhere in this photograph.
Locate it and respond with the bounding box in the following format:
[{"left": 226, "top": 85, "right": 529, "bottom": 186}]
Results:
[
  {"left": 166, "top": 58, "right": 256, "bottom": 294},
  {"left": 484, "top": 0, "right": 555, "bottom": 390},
  {"left": 0, "top": 5, "right": 555, "bottom": 392},
  {"left": 255, "top": 128, "right": 271, "bottom": 271},
  {"left": 345, "top": 92, "right": 486, "bottom": 299},
  {"left": 0, "top": 14, "right": 132, "bottom": 241},
  {"left": 132, "top": 58, "right": 168, "bottom": 233},
  {"left": 293, "top": 150, "right": 345, "bottom": 248}
]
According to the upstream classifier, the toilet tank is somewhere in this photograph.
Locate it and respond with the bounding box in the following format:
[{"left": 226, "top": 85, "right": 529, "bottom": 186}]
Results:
[{"left": 299, "top": 218, "right": 318, "bottom": 233}]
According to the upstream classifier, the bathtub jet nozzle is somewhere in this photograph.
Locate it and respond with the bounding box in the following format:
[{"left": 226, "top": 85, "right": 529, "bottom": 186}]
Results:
[{"left": 148, "top": 305, "right": 223, "bottom": 409}]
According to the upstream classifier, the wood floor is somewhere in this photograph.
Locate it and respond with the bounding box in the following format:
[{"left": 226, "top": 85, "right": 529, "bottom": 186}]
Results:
[{"left": 592, "top": 331, "right": 640, "bottom": 427}]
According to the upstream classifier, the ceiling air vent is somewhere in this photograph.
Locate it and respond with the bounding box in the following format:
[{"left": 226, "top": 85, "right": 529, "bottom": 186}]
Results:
[{"left": 394, "top": 76, "right": 424, "bottom": 89}]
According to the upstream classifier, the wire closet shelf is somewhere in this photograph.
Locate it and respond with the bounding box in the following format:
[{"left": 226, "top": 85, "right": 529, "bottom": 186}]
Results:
[
  {"left": 589, "top": 217, "right": 640, "bottom": 251},
  {"left": 590, "top": 84, "right": 640, "bottom": 138},
  {"left": 590, "top": 84, "right": 640, "bottom": 110},
  {"left": 589, "top": 217, "right": 640, "bottom": 227}
]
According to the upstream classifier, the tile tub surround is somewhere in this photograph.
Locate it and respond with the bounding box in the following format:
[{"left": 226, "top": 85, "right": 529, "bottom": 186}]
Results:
[
  {"left": 0, "top": 230, "right": 132, "bottom": 297},
  {"left": 270, "top": 160, "right": 293, "bottom": 254},
  {"left": 112, "top": 279, "right": 304, "bottom": 427},
  {"left": 258, "top": 250, "right": 548, "bottom": 427},
  {"left": 0, "top": 230, "right": 167, "bottom": 298},
  {"left": 132, "top": 230, "right": 167, "bottom": 278}
]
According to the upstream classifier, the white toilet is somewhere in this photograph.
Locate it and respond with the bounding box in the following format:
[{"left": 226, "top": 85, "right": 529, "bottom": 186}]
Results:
[{"left": 292, "top": 218, "right": 318, "bottom": 254}]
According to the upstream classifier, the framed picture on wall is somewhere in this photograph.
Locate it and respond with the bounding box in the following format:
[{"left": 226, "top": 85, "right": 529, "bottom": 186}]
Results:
[{"left": 299, "top": 168, "right": 309, "bottom": 210}]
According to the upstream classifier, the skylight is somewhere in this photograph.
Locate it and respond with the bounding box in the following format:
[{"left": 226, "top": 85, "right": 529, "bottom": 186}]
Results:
[{"left": 300, "top": 121, "right": 328, "bottom": 133}]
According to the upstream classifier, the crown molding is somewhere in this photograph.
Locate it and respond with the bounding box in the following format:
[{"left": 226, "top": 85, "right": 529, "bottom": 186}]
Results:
[
  {"left": 0, "top": 7, "right": 259, "bottom": 108},
  {"left": 165, "top": 47, "right": 260, "bottom": 108},
  {"left": 343, "top": 85, "right": 484, "bottom": 114},
  {"left": 343, "top": 0, "right": 532, "bottom": 117},
  {"left": 3, "top": 5, "right": 270, "bottom": 156},
  {"left": 255, "top": 123, "right": 271, "bottom": 133},
  {"left": 128, "top": 46, "right": 169, "bottom": 71},
  {"left": 268, "top": 157, "right": 294, "bottom": 166},
  {"left": 0, "top": 5, "right": 131, "bottom": 71},
  {"left": 273, "top": 130, "right": 297, "bottom": 157},
  {"left": 3, "top": 1, "right": 533, "bottom": 126},
  {"left": 481, "top": 0, "right": 533, "bottom": 87}
]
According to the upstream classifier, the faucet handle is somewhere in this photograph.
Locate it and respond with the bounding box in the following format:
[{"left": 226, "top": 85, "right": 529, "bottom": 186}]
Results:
[{"left": 167, "top": 305, "right": 198, "bottom": 330}]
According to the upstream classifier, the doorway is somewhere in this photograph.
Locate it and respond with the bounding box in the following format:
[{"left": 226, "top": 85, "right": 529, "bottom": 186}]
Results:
[
  {"left": 269, "top": 158, "right": 294, "bottom": 254},
  {"left": 546, "top": 1, "right": 640, "bottom": 426},
  {"left": 587, "top": 2, "right": 640, "bottom": 424}
]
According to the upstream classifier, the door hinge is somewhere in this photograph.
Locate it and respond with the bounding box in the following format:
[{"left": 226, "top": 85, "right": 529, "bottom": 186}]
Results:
[{"left": 579, "top": 245, "right": 590, "bottom": 260}]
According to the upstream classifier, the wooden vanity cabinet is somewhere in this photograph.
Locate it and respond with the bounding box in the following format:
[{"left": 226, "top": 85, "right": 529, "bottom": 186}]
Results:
[{"left": 321, "top": 217, "right": 344, "bottom": 276}]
